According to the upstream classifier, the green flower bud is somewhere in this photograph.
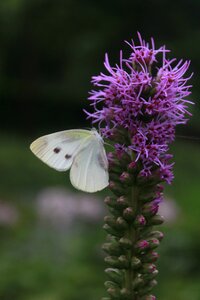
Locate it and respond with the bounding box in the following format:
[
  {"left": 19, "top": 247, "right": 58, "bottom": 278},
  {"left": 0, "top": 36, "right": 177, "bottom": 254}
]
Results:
[
  {"left": 132, "top": 276, "right": 144, "bottom": 289},
  {"left": 149, "top": 230, "right": 164, "bottom": 241},
  {"left": 141, "top": 251, "right": 159, "bottom": 263},
  {"left": 109, "top": 181, "right": 126, "bottom": 196},
  {"left": 105, "top": 268, "right": 124, "bottom": 285},
  {"left": 119, "top": 237, "right": 132, "bottom": 249},
  {"left": 142, "top": 269, "right": 159, "bottom": 281},
  {"left": 104, "top": 215, "right": 117, "bottom": 227},
  {"left": 104, "top": 281, "right": 118, "bottom": 289},
  {"left": 104, "top": 255, "right": 129, "bottom": 269},
  {"left": 148, "top": 214, "right": 164, "bottom": 225},
  {"left": 102, "top": 242, "right": 121, "bottom": 256},
  {"left": 104, "top": 256, "right": 120, "bottom": 268},
  {"left": 147, "top": 238, "right": 160, "bottom": 249},
  {"left": 118, "top": 255, "right": 130, "bottom": 268},
  {"left": 141, "top": 263, "right": 156, "bottom": 274},
  {"left": 123, "top": 207, "right": 135, "bottom": 221},
  {"left": 116, "top": 196, "right": 129, "bottom": 208},
  {"left": 103, "top": 224, "right": 123, "bottom": 237},
  {"left": 148, "top": 279, "right": 158, "bottom": 288},
  {"left": 116, "top": 217, "right": 129, "bottom": 230},
  {"left": 131, "top": 256, "right": 141, "bottom": 269},
  {"left": 104, "top": 196, "right": 117, "bottom": 208},
  {"left": 107, "top": 287, "right": 121, "bottom": 299},
  {"left": 120, "top": 288, "right": 131, "bottom": 299}
]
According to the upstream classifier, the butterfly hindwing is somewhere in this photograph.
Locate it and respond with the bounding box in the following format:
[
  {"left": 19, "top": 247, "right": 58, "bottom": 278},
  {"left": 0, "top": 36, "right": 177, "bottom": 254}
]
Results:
[{"left": 70, "top": 137, "right": 109, "bottom": 192}]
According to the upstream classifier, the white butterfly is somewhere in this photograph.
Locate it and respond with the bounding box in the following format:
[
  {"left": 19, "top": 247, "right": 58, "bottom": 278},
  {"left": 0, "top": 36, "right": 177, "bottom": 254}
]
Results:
[{"left": 30, "top": 128, "right": 109, "bottom": 193}]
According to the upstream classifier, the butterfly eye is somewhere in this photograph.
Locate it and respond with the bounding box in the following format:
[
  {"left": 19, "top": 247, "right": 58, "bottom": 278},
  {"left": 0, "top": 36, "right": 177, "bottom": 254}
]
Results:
[{"left": 54, "top": 147, "right": 61, "bottom": 153}]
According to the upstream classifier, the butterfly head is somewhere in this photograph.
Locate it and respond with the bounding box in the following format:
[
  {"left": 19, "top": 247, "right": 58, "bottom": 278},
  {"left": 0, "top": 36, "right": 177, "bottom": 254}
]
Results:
[{"left": 91, "top": 128, "right": 104, "bottom": 142}]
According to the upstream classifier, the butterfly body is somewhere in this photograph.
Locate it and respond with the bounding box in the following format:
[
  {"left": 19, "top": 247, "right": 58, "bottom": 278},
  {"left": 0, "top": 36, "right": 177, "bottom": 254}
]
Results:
[{"left": 30, "top": 129, "right": 109, "bottom": 193}]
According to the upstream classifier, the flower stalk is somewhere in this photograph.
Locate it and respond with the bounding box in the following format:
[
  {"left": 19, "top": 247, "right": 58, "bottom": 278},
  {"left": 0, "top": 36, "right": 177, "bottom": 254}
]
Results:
[{"left": 86, "top": 33, "right": 193, "bottom": 299}]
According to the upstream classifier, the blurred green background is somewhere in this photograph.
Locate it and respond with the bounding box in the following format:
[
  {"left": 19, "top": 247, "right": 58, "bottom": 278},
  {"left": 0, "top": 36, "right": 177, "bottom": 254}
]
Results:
[{"left": 0, "top": 0, "right": 200, "bottom": 299}]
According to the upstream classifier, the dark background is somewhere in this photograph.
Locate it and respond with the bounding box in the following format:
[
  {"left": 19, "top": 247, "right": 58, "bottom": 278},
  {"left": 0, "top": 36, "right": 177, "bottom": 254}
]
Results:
[{"left": 0, "top": 0, "right": 200, "bottom": 299}]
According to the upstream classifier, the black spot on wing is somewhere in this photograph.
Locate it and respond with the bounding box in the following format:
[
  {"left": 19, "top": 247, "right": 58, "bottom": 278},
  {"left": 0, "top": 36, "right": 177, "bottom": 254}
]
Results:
[
  {"left": 65, "top": 154, "right": 72, "bottom": 159},
  {"left": 54, "top": 147, "right": 61, "bottom": 153}
]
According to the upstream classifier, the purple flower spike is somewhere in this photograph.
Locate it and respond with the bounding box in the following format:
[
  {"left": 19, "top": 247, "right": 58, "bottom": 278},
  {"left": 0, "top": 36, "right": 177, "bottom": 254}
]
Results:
[
  {"left": 86, "top": 33, "right": 193, "bottom": 184},
  {"left": 92, "top": 34, "right": 193, "bottom": 300}
]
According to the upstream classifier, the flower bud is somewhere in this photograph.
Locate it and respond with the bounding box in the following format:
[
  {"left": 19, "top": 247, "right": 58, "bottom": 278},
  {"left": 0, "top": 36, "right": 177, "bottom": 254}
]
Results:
[
  {"left": 138, "top": 279, "right": 158, "bottom": 296},
  {"left": 116, "top": 217, "right": 129, "bottom": 230},
  {"left": 103, "top": 224, "right": 122, "bottom": 237},
  {"left": 120, "top": 172, "right": 132, "bottom": 184},
  {"left": 104, "top": 281, "right": 118, "bottom": 289},
  {"left": 140, "top": 193, "right": 156, "bottom": 203},
  {"left": 142, "top": 202, "right": 159, "bottom": 217},
  {"left": 102, "top": 242, "right": 121, "bottom": 256},
  {"left": 104, "top": 256, "right": 120, "bottom": 268},
  {"left": 110, "top": 171, "right": 122, "bottom": 182},
  {"left": 132, "top": 276, "right": 144, "bottom": 289},
  {"left": 149, "top": 231, "right": 164, "bottom": 241},
  {"left": 104, "top": 255, "right": 129, "bottom": 269},
  {"left": 104, "top": 196, "right": 117, "bottom": 208},
  {"left": 142, "top": 251, "right": 159, "bottom": 263},
  {"left": 108, "top": 207, "right": 121, "bottom": 217},
  {"left": 116, "top": 196, "right": 129, "bottom": 208},
  {"left": 134, "top": 214, "right": 146, "bottom": 227},
  {"left": 104, "top": 216, "right": 117, "bottom": 227},
  {"left": 127, "top": 161, "right": 137, "bottom": 172},
  {"left": 118, "top": 255, "right": 130, "bottom": 268},
  {"left": 142, "top": 269, "right": 159, "bottom": 281},
  {"left": 105, "top": 268, "right": 123, "bottom": 284},
  {"left": 123, "top": 207, "right": 135, "bottom": 221},
  {"left": 148, "top": 214, "right": 164, "bottom": 225},
  {"left": 147, "top": 238, "right": 160, "bottom": 250},
  {"left": 141, "top": 263, "right": 156, "bottom": 274},
  {"left": 131, "top": 256, "right": 141, "bottom": 269},
  {"left": 119, "top": 237, "right": 132, "bottom": 249},
  {"left": 109, "top": 181, "right": 126, "bottom": 196},
  {"left": 120, "top": 288, "right": 131, "bottom": 299},
  {"left": 149, "top": 279, "right": 158, "bottom": 288},
  {"left": 135, "top": 240, "right": 150, "bottom": 253},
  {"left": 107, "top": 287, "right": 121, "bottom": 299}
]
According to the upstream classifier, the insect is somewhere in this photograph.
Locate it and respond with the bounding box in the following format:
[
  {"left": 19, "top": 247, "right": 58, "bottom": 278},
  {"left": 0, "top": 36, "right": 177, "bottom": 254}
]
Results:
[{"left": 30, "top": 129, "right": 109, "bottom": 193}]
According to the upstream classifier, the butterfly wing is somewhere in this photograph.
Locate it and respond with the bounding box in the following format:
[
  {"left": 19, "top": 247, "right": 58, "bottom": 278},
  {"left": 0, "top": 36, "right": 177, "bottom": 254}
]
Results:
[
  {"left": 30, "top": 129, "right": 92, "bottom": 171},
  {"left": 70, "top": 137, "right": 109, "bottom": 192}
]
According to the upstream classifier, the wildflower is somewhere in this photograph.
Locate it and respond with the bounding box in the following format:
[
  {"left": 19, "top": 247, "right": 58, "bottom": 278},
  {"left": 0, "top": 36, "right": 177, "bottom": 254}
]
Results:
[{"left": 87, "top": 33, "right": 193, "bottom": 299}]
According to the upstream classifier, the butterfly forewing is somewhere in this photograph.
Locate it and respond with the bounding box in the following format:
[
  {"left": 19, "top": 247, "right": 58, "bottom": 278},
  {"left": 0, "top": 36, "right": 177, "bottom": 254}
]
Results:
[{"left": 30, "top": 129, "right": 92, "bottom": 171}]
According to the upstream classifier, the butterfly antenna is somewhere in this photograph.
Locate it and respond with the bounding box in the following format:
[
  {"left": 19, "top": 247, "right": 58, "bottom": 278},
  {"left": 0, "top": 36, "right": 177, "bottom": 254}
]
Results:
[
  {"left": 104, "top": 142, "right": 114, "bottom": 149},
  {"left": 177, "top": 135, "right": 200, "bottom": 141}
]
